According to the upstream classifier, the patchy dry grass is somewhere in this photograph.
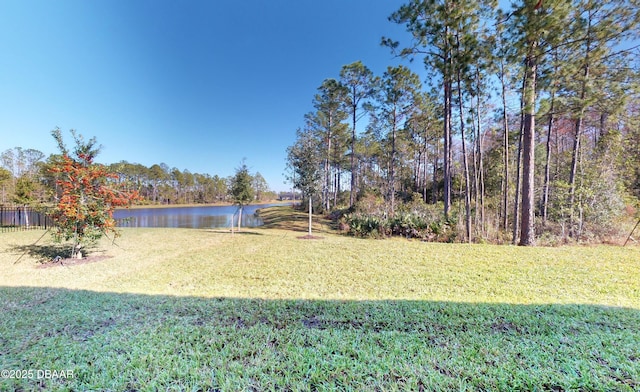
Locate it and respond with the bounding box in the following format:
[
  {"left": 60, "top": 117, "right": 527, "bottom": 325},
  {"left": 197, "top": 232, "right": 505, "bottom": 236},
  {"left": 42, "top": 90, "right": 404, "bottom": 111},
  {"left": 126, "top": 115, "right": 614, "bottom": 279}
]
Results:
[{"left": 1, "top": 212, "right": 639, "bottom": 391}]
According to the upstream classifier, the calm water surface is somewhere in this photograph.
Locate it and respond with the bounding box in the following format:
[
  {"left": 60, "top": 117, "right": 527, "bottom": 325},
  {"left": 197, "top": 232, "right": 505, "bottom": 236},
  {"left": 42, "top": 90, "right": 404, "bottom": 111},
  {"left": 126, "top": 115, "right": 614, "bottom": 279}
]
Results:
[{"left": 113, "top": 204, "right": 285, "bottom": 229}]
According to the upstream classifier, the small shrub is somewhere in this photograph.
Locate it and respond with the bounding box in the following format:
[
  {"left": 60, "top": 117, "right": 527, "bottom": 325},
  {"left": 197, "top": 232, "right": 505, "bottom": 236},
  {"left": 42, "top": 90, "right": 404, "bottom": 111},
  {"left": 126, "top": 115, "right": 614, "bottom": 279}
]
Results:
[{"left": 345, "top": 214, "right": 383, "bottom": 238}]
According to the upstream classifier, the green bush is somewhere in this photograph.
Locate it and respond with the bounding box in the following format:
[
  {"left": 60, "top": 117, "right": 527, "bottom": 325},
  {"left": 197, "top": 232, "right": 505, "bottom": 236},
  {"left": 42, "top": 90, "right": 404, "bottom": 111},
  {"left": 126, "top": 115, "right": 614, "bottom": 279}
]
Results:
[
  {"left": 344, "top": 211, "right": 456, "bottom": 241},
  {"left": 344, "top": 213, "right": 382, "bottom": 238},
  {"left": 343, "top": 192, "right": 459, "bottom": 241}
]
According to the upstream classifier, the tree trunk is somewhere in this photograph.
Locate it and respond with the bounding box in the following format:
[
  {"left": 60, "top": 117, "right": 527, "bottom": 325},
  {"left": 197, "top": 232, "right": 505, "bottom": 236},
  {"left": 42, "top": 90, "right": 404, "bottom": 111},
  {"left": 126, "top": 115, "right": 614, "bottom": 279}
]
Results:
[
  {"left": 423, "top": 130, "right": 429, "bottom": 203},
  {"left": 443, "top": 28, "right": 453, "bottom": 218},
  {"left": 333, "top": 171, "right": 338, "bottom": 209},
  {"left": 472, "top": 106, "right": 480, "bottom": 234},
  {"left": 72, "top": 223, "right": 80, "bottom": 259},
  {"left": 475, "top": 68, "right": 485, "bottom": 238},
  {"left": 432, "top": 142, "right": 439, "bottom": 204},
  {"left": 569, "top": 23, "right": 592, "bottom": 239},
  {"left": 324, "top": 114, "right": 333, "bottom": 212},
  {"left": 569, "top": 129, "right": 584, "bottom": 238},
  {"left": 519, "top": 43, "right": 538, "bottom": 246},
  {"left": 456, "top": 59, "right": 472, "bottom": 243},
  {"left": 542, "top": 87, "right": 556, "bottom": 225},
  {"left": 500, "top": 57, "right": 510, "bottom": 231},
  {"left": 390, "top": 111, "right": 398, "bottom": 215},
  {"left": 512, "top": 70, "right": 527, "bottom": 245},
  {"left": 308, "top": 197, "right": 313, "bottom": 236},
  {"left": 350, "top": 92, "right": 357, "bottom": 208},
  {"left": 443, "top": 79, "right": 452, "bottom": 218}
]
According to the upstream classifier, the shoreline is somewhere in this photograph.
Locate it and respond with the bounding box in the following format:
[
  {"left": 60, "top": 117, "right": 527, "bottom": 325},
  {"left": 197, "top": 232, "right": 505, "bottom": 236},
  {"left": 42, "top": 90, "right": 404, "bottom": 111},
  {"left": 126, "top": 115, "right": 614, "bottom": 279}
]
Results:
[{"left": 121, "top": 200, "right": 292, "bottom": 210}]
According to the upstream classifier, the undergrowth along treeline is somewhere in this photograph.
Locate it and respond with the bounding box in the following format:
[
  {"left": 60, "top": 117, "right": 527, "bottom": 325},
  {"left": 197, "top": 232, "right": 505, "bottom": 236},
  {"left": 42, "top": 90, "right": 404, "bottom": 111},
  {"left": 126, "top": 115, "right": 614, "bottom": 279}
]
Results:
[
  {"left": 336, "top": 191, "right": 637, "bottom": 245},
  {"left": 340, "top": 193, "right": 458, "bottom": 242}
]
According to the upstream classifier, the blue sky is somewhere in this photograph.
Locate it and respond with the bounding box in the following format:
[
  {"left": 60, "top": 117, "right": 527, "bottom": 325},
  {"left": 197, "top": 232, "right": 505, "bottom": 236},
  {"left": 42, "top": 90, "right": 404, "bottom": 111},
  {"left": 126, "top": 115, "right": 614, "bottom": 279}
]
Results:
[{"left": 0, "top": 0, "right": 412, "bottom": 192}]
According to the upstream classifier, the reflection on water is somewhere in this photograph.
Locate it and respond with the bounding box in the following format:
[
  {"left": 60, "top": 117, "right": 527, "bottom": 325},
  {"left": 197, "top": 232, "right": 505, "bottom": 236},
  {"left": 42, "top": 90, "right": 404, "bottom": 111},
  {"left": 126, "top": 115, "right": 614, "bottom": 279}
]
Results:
[{"left": 113, "top": 204, "right": 282, "bottom": 229}]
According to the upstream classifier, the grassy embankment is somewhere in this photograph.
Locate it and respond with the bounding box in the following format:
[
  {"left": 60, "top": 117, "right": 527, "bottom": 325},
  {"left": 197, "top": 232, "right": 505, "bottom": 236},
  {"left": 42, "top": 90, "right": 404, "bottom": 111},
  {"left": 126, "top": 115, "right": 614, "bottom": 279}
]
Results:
[{"left": 1, "top": 206, "right": 639, "bottom": 391}]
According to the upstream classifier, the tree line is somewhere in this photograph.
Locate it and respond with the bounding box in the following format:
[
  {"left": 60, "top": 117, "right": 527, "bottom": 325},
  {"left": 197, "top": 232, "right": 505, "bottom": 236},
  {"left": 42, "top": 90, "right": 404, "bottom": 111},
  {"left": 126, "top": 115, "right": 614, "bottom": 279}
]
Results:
[
  {"left": 0, "top": 146, "right": 278, "bottom": 208},
  {"left": 287, "top": 0, "right": 640, "bottom": 245}
]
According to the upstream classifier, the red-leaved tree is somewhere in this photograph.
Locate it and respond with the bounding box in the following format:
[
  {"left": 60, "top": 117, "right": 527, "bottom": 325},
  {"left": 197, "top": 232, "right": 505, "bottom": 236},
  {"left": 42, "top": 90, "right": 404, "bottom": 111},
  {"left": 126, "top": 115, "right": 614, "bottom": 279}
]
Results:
[{"left": 49, "top": 128, "right": 139, "bottom": 259}]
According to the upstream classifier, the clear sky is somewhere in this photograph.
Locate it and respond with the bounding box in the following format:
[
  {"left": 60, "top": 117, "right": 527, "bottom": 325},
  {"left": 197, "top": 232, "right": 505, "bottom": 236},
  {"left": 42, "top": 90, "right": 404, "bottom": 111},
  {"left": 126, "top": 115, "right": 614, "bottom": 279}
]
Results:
[{"left": 0, "top": 0, "right": 413, "bottom": 192}]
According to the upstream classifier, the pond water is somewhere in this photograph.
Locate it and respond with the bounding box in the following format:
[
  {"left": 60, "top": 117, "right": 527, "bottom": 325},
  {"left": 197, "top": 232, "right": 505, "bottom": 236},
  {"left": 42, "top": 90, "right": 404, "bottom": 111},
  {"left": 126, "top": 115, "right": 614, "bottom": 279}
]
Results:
[{"left": 113, "top": 204, "right": 285, "bottom": 229}]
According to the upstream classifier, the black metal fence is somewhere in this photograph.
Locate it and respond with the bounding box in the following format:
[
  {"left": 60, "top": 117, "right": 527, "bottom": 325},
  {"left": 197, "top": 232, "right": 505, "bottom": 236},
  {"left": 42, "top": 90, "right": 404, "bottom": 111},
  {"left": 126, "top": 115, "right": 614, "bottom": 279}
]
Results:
[{"left": 0, "top": 206, "right": 53, "bottom": 232}]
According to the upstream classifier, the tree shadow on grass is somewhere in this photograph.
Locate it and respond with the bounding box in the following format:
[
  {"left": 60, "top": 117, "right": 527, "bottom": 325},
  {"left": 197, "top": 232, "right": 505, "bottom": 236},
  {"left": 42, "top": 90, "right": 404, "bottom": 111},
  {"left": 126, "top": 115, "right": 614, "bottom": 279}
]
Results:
[
  {"left": 9, "top": 243, "right": 75, "bottom": 263},
  {"left": 9, "top": 243, "right": 101, "bottom": 264},
  {"left": 1, "top": 286, "right": 639, "bottom": 391}
]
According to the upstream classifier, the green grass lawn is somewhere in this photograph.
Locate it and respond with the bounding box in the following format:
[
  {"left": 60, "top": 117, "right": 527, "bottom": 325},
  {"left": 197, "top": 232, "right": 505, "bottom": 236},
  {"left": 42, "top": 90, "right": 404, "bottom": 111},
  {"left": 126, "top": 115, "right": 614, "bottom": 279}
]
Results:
[{"left": 1, "top": 207, "right": 639, "bottom": 391}]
